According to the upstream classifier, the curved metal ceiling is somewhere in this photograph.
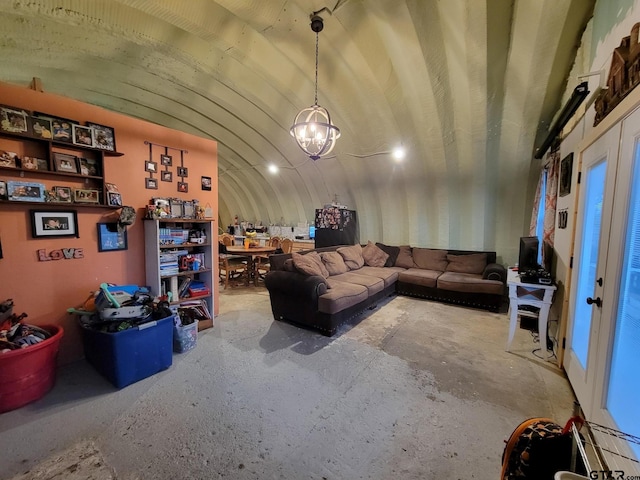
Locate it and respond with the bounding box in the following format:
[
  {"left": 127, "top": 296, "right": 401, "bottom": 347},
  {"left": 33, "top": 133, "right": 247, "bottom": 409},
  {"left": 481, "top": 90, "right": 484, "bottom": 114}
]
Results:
[{"left": 0, "top": 0, "right": 594, "bottom": 257}]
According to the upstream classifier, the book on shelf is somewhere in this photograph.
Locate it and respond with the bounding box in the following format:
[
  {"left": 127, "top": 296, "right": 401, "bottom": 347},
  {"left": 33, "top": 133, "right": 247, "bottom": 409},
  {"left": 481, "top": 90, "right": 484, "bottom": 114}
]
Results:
[{"left": 178, "top": 299, "right": 211, "bottom": 320}]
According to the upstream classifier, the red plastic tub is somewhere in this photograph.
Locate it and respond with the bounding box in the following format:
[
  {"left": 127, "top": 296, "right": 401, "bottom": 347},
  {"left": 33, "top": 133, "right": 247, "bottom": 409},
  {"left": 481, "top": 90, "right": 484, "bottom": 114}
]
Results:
[{"left": 0, "top": 325, "right": 64, "bottom": 413}]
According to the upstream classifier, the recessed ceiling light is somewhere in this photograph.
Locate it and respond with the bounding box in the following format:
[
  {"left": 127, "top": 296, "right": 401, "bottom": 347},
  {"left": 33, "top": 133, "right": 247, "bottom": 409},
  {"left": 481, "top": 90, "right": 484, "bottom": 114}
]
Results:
[
  {"left": 268, "top": 164, "right": 279, "bottom": 174},
  {"left": 392, "top": 146, "right": 406, "bottom": 161}
]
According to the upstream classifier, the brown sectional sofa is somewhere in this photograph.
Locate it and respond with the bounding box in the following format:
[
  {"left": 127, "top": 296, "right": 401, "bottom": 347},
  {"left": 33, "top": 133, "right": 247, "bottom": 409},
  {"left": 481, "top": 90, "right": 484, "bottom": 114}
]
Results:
[{"left": 264, "top": 243, "right": 506, "bottom": 336}]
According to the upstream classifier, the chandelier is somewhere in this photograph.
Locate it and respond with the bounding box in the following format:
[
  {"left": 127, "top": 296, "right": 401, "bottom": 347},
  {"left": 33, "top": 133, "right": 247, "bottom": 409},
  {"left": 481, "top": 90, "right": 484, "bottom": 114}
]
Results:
[{"left": 290, "top": 15, "right": 340, "bottom": 160}]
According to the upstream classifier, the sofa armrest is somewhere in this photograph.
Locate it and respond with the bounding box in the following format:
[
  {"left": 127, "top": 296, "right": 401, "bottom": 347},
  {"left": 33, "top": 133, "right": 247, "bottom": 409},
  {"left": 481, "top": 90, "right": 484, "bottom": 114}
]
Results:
[
  {"left": 264, "top": 271, "right": 328, "bottom": 300},
  {"left": 482, "top": 263, "right": 506, "bottom": 283}
]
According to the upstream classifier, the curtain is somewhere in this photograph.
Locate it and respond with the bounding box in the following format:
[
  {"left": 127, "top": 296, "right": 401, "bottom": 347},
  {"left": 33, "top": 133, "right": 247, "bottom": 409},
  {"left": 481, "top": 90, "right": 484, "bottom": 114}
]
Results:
[{"left": 530, "top": 146, "right": 560, "bottom": 262}]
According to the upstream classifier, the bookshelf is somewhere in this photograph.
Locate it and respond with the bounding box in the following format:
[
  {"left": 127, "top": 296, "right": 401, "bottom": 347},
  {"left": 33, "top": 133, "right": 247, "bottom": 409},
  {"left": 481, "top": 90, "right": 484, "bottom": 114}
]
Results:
[{"left": 144, "top": 218, "right": 214, "bottom": 330}]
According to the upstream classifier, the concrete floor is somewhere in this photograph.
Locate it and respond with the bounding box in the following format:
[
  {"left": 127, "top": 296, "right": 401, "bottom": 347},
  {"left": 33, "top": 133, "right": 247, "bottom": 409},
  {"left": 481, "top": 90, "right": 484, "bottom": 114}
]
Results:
[{"left": 0, "top": 286, "right": 576, "bottom": 480}]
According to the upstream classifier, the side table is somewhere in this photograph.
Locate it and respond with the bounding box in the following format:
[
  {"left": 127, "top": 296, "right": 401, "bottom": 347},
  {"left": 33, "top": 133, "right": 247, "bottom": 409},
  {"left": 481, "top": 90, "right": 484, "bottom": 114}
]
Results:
[{"left": 505, "top": 268, "right": 557, "bottom": 357}]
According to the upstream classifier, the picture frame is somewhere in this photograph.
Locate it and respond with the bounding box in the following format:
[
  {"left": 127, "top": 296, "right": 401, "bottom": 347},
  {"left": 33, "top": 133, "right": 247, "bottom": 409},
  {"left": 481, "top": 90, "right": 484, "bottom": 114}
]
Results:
[
  {"left": 7, "top": 181, "right": 46, "bottom": 202},
  {"left": 97, "top": 222, "right": 128, "bottom": 252},
  {"left": 53, "top": 153, "right": 78, "bottom": 174},
  {"left": 169, "top": 198, "right": 184, "bottom": 218},
  {"left": 30, "top": 210, "right": 79, "bottom": 238},
  {"left": 72, "top": 124, "right": 94, "bottom": 147},
  {"left": 160, "top": 154, "right": 172, "bottom": 166},
  {"left": 183, "top": 200, "right": 195, "bottom": 219},
  {"left": 177, "top": 166, "right": 188, "bottom": 177},
  {"left": 78, "top": 157, "right": 100, "bottom": 176},
  {"left": 559, "top": 153, "right": 573, "bottom": 197},
  {"left": 161, "top": 170, "right": 173, "bottom": 182},
  {"left": 105, "top": 183, "right": 119, "bottom": 193},
  {"left": 21, "top": 156, "right": 40, "bottom": 170},
  {"left": 52, "top": 186, "right": 72, "bottom": 203},
  {"left": 177, "top": 182, "right": 188, "bottom": 193},
  {"left": 73, "top": 188, "right": 100, "bottom": 204},
  {"left": 29, "top": 117, "right": 52, "bottom": 139},
  {"left": 0, "top": 150, "right": 19, "bottom": 168},
  {"left": 36, "top": 158, "right": 49, "bottom": 171},
  {"left": 145, "top": 160, "right": 157, "bottom": 173},
  {"left": 50, "top": 118, "right": 73, "bottom": 143},
  {"left": 201, "top": 176, "right": 212, "bottom": 191},
  {"left": 152, "top": 197, "right": 170, "bottom": 218},
  {"left": 87, "top": 123, "right": 116, "bottom": 152},
  {"left": 0, "top": 106, "right": 29, "bottom": 134},
  {"left": 145, "top": 177, "right": 158, "bottom": 190},
  {"left": 0, "top": 180, "right": 7, "bottom": 200},
  {"left": 107, "top": 191, "right": 122, "bottom": 207}
]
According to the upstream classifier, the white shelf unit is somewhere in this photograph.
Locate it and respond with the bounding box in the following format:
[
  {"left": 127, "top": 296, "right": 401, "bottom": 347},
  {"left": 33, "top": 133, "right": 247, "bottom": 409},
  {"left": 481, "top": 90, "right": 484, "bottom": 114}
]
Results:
[{"left": 144, "top": 218, "right": 214, "bottom": 330}]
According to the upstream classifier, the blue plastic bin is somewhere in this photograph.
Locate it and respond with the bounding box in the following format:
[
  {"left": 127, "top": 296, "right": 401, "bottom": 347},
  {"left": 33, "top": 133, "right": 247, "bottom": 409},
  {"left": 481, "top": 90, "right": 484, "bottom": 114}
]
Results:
[{"left": 80, "top": 316, "right": 173, "bottom": 388}]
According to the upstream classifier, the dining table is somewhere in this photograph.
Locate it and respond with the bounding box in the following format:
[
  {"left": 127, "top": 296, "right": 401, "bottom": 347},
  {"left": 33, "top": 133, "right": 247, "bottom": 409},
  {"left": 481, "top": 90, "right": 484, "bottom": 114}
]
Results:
[{"left": 225, "top": 245, "right": 277, "bottom": 286}]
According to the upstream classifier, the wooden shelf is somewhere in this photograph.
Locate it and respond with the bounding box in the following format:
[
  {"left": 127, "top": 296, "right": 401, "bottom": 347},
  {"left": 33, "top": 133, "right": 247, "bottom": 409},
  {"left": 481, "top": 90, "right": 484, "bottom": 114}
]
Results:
[
  {"left": 0, "top": 199, "right": 120, "bottom": 209},
  {"left": 0, "top": 129, "right": 124, "bottom": 156},
  {"left": 159, "top": 242, "right": 211, "bottom": 249},
  {"left": 161, "top": 268, "right": 212, "bottom": 279},
  {"left": 144, "top": 218, "right": 214, "bottom": 224}
]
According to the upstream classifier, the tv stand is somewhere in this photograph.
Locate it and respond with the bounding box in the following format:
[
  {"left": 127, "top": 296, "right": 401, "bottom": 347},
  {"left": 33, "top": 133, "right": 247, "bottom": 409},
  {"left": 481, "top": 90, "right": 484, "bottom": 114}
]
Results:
[{"left": 505, "top": 268, "right": 557, "bottom": 359}]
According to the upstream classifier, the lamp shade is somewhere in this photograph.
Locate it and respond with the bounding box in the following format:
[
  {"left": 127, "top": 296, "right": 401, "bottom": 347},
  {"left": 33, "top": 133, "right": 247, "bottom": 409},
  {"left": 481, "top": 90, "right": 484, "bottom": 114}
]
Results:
[{"left": 290, "top": 104, "right": 341, "bottom": 160}]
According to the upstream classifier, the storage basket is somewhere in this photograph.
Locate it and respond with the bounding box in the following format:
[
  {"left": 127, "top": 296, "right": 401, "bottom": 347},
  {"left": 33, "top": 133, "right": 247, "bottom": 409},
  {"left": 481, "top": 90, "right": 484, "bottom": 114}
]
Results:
[
  {"left": 0, "top": 325, "right": 64, "bottom": 413},
  {"left": 173, "top": 319, "right": 198, "bottom": 353}
]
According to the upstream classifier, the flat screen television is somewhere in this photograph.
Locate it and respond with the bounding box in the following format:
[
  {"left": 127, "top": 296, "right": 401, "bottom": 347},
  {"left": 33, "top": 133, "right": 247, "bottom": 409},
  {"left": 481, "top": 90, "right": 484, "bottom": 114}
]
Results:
[{"left": 518, "top": 236, "right": 540, "bottom": 272}]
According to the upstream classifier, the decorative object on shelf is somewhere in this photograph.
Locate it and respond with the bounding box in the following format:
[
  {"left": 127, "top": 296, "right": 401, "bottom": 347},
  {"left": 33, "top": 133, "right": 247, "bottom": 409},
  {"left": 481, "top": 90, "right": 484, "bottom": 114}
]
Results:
[
  {"left": 161, "top": 170, "right": 172, "bottom": 182},
  {"left": 183, "top": 200, "right": 196, "bottom": 219},
  {"left": 201, "top": 176, "right": 211, "bottom": 191},
  {"left": 20, "top": 156, "right": 37, "bottom": 170},
  {"left": 0, "top": 150, "right": 19, "bottom": 168},
  {"left": 289, "top": 14, "right": 340, "bottom": 160},
  {"left": 160, "top": 154, "right": 172, "bottom": 166},
  {"left": 73, "top": 188, "right": 100, "bottom": 204},
  {"left": 106, "top": 183, "right": 119, "bottom": 193},
  {"left": 7, "top": 180, "right": 45, "bottom": 202},
  {"left": 29, "top": 117, "right": 52, "bottom": 139},
  {"left": 559, "top": 153, "right": 573, "bottom": 197},
  {"left": 72, "top": 124, "right": 94, "bottom": 147},
  {"left": 53, "top": 153, "right": 78, "bottom": 174},
  {"left": 0, "top": 105, "right": 29, "bottom": 135},
  {"left": 97, "top": 222, "right": 128, "bottom": 252},
  {"left": 0, "top": 180, "right": 7, "bottom": 200},
  {"left": 52, "top": 186, "right": 72, "bottom": 203},
  {"left": 195, "top": 205, "right": 205, "bottom": 219},
  {"left": 149, "top": 197, "right": 170, "bottom": 218},
  {"left": 177, "top": 166, "right": 188, "bottom": 178},
  {"left": 50, "top": 118, "right": 73, "bottom": 143},
  {"left": 178, "top": 182, "right": 188, "bottom": 193},
  {"left": 87, "top": 123, "right": 116, "bottom": 151},
  {"left": 169, "top": 198, "right": 184, "bottom": 218},
  {"left": 78, "top": 157, "right": 100, "bottom": 176},
  {"left": 108, "top": 192, "right": 122, "bottom": 206},
  {"left": 30, "top": 209, "right": 79, "bottom": 238},
  {"left": 145, "top": 177, "right": 158, "bottom": 189}
]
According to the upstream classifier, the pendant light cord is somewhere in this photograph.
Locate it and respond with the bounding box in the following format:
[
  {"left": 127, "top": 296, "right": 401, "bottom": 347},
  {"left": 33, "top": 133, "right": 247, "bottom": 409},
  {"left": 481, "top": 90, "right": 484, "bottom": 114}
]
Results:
[{"left": 314, "top": 31, "right": 319, "bottom": 106}]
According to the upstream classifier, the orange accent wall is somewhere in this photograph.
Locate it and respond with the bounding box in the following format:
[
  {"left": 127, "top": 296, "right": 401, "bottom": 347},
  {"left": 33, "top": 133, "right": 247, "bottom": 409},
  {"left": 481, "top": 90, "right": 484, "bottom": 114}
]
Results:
[{"left": 0, "top": 81, "right": 219, "bottom": 364}]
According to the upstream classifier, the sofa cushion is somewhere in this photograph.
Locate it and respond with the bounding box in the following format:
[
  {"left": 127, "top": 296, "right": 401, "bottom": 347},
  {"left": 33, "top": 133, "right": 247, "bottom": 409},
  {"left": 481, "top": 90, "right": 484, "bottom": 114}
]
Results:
[
  {"left": 395, "top": 245, "right": 415, "bottom": 268},
  {"left": 398, "top": 268, "right": 441, "bottom": 288},
  {"left": 412, "top": 248, "right": 448, "bottom": 271},
  {"left": 320, "top": 251, "right": 349, "bottom": 276},
  {"left": 292, "top": 251, "right": 329, "bottom": 279},
  {"left": 362, "top": 241, "right": 389, "bottom": 267},
  {"left": 437, "top": 272, "right": 504, "bottom": 295},
  {"left": 337, "top": 244, "right": 365, "bottom": 270},
  {"left": 319, "top": 280, "right": 369, "bottom": 314},
  {"left": 329, "top": 271, "right": 385, "bottom": 296},
  {"left": 445, "top": 253, "right": 487, "bottom": 275},
  {"left": 357, "top": 265, "right": 404, "bottom": 288},
  {"left": 283, "top": 258, "right": 297, "bottom": 272},
  {"left": 376, "top": 243, "right": 400, "bottom": 267}
]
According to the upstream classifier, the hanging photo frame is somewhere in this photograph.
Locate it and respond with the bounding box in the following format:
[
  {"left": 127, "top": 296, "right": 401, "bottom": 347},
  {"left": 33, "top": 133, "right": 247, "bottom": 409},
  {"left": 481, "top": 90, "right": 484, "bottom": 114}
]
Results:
[{"left": 559, "top": 153, "right": 573, "bottom": 197}]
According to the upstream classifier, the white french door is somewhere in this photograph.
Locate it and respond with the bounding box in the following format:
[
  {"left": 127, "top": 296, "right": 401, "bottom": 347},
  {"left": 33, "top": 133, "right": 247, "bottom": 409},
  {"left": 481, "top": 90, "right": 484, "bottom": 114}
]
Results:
[
  {"left": 566, "top": 106, "right": 640, "bottom": 471},
  {"left": 565, "top": 124, "right": 620, "bottom": 409}
]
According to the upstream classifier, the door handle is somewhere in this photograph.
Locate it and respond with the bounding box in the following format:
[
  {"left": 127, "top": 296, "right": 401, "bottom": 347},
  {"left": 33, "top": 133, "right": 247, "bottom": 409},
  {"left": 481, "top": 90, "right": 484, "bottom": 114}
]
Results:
[{"left": 586, "top": 296, "right": 602, "bottom": 307}]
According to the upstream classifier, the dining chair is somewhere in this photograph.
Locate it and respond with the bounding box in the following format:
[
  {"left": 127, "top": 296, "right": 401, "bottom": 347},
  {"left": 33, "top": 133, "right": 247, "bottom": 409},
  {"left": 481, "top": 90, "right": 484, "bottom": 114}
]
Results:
[
  {"left": 280, "top": 238, "right": 293, "bottom": 254},
  {"left": 220, "top": 233, "right": 235, "bottom": 246},
  {"left": 218, "top": 254, "right": 248, "bottom": 288}
]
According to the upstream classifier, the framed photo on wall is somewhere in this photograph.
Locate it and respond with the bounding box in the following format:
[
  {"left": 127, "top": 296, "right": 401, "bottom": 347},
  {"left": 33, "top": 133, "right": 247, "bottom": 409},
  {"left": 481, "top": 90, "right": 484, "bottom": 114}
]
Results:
[
  {"left": 201, "top": 176, "right": 212, "bottom": 191},
  {"left": 146, "top": 177, "right": 158, "bottom": 190},
  {"left": 53, "top": 153, "right": 79, "bottom": 174},
  {"left": 29, "top": 117, "right": 52, "bottom": 139},
  {"left": 74, "top": 188, "right": 100, "bottom": 204},
  {"left": 53, "top": 186, "right": 72, "bottom": 203},
  {"left": 161, "top": 170, "right": 172, "bottom": 182},
  {"left": 160, "top": 154, "right": 172, "bottom": 166},
  {"left": 559, "top": 153, "right": 573, "bottom": 197},
  {"left": 7, "top": 181, "right": 45, "bottom": 202},
  {"left": 0, "top": 106, "right": 29, "bottom": 134},
  {"left": 177, "top": 166, "right": 188, "bottom": 177},
  {"left": 30, "top": 210, "right": 79, "bottom": 238},
  {"left": 97, "top": 222, "right": 128, "bottom": 252},
  {"left": 108, "top": 192, "right": 122, "bottom": 206}
]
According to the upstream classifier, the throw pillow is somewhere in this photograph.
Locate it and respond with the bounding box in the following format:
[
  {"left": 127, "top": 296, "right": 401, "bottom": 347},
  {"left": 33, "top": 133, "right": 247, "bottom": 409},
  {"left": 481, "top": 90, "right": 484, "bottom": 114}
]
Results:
[
  {"left": 283, "top": 258, "right": 297, "bottom": 272},
  {"left": 292, "top": 252, "right": 329, "bottom": 278},
  {"left": 446, "top": 253, "right": 488, "bottom": 274},
  {"left": 320, "top": 251, "right": 349, "bottom": 276},
  {"left": 376, "top": 242, "right": 400, "bottom": 267},
  {"left": 337, "top": 244, "right": 365, "bottom": 270},
  {"left": 362, "top": 241, "right": 389, "bottom": 267},
  {"left": 394, "top": 245, "right": 415, "bottom": 268},
  {"left": 412, "top": 248, "right": 448, "bottom": 271}
]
